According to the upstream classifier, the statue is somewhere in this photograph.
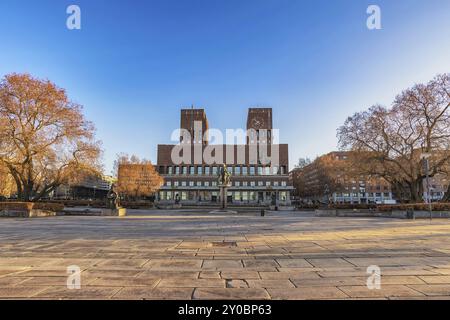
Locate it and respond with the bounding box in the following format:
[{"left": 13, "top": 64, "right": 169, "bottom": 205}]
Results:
[
  {"left": 217, "top": 164, "right": 231, "bottom": 210},
  {"left": 107, "top": 183, "right": 120, "bottom": 210},
  {"left": 218, "top": 164, "right": 231, "bottom": 186}
]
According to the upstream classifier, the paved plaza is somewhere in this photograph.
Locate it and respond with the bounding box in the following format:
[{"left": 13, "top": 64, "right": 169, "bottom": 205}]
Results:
[{"left": 2, "top": 210, "right": 450, "bottom": 299}]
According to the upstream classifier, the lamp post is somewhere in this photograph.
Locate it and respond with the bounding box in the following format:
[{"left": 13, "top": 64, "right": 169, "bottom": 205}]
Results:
[{"left": 420, "top": 151, "right": 432, "bottom": 221}]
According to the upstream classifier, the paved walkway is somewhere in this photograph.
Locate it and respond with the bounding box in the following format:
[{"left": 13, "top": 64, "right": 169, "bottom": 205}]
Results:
[{"left": 1, "top": 210, "right": 450, "bottom": 299}]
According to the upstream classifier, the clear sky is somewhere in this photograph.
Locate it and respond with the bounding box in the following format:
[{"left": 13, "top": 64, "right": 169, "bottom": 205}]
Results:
[{"left": 1, "top": 0, "right": 449, "bottom": 174}]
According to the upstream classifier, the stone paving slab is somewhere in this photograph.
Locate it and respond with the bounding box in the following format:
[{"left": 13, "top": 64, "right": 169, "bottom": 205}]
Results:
[
  {"left": 193, "top": 288, "right": 270, "bottom": 300},
  {"left": 338, "top": 285, "right": 424, "bottom": 299},
  {"left": 268, "top": 287, "right": 349, "bottom": 300},
  {"left": 2, "top": 210, "right": 450, "bottom": 299}
]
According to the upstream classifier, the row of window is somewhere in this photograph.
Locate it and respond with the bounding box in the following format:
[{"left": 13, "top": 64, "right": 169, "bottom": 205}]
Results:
[
  {"left": 165, "top": 180, "right": 288, "bottom": 187},
  {"left": 162, "top": 165, "right": 287, "bottom": 176},
  {"left": 335, "top": 192, "right": 391, "bottom": 198},
  {"left": 159, "top": 190, "right": 288, "bottom": 201}
]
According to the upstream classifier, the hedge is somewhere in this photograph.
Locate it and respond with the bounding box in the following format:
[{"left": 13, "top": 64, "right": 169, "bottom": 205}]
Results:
[
  {"left": 297, "top": 203, "right": 377, "bottom": 210},
  {"left": 377, "top": 203, "right": 450, "bottom": 212},
  {"left": 0, "top": 202, "right": 64, "bottom": 212}
]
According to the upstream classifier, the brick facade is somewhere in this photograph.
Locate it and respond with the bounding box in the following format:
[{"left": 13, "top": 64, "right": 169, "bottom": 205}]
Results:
[{"left": 156, "top": 107, "right": 294, "bottom": 206}]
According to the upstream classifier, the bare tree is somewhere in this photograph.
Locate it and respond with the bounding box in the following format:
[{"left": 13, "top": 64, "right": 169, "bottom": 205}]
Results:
[
  {"left": 295, "top": 157, "right": 312, "bottom": 169},
  {"left": 293, "top": 153, "right": 345, "bottom": 202},
  {"left": 0, "top": 73, "right": 102, "bottom": 201},
  {"left": 337, "top": 73, "right": 450, "bottom": 202}
]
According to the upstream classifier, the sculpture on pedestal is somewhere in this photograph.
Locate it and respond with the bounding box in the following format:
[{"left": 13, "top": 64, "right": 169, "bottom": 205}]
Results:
[
  {"left": 218, "top": 164, "right": 231, "bottom": 210},
  {"left": 107, "top": 183, "right": 120, "bottom": 210}
]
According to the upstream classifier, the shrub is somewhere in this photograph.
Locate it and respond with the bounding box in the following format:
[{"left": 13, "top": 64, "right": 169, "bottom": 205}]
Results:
[
  {"left": 0, "top": 202, "right": 64, "bottom": 212},
  {"left": 377, "top": 203, "right": 450, "bottom": 212},
  {"left": 331, "top": 204, "right": 377, "bottom": 210}
]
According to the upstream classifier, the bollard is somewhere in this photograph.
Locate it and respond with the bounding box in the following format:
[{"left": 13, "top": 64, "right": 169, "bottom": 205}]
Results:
[
  {"left": 261, "top": 209, "right": 265, "bottom": 217},
  {"left": 406, "top": 209, "right": 415, "bottom": 220}
]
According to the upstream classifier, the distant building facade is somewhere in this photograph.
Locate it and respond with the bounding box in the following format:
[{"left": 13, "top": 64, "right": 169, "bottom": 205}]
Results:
[
  {"left": 53, "top": 175, "right": 113, "bottom": 200},
  {"left": 156, "top": 107, "right": 294, "bottom": 206},
  {"left": 291, "top": 151, "right": 394, "bottom": 204}
]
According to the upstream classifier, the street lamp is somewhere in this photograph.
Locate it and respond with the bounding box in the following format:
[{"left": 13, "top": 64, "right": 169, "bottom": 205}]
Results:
[{"left": 420, "top": 149, "right": 432, "bottom": 221}]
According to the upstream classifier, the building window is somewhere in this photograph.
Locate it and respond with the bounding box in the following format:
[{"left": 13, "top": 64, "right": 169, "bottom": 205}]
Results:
[
  {"left": 264, "top": 167, "right": 270, "bottom": 175},
  {"left": 258, "top": 167, "right": 263, "bottom": 175},
  {"left": 281, "top": 181, "right": 287, "bottom": 187},
  {"left": 166, "top": 181, "right": 172, "bottom": 187},
  {"left": 242, "top": 191, "right": 248, "bottom": 201},
  {"left": 272, "top": 166, "right": 278, "bottom": 175},
  {"left": 190, "top": 166, "right": 195, "bottom": 175},
  {"left": 234, "top": 192, "right": 240, "bottom": 201},
  {"left": 205, "top": 167, "right": 210, "bottom": 175},
  {"left": 198, "top": 167, "right": 203, "bottom": 175},
  {"left": 212, "top": 166, "right": 218, "bottom": 175},
  {"left": 243, "top": 181, "right": 248, "bottom": 186},
  {"left": 181, "top": 192, "right": 187, "bottom": 200},
  {"left": 266, "top": 181, "right": 271, "bottom": 186},
  {"left": 181, "top": 181, "right": 187, "bottom": 187},
  {"left": 227, "top": 166, "right": 233, "bottom": 175},
  {"left": 250, "top": 166, "right": 255, "bottom": 175},
  {"left": 235, "top": 181, "right": 240, "bottom": 187},
  {"left": 174, "top": 181, "right": 179, "bottom": 187},
  {"left": 175, "top": 167, "right": 180, "bottom": 175},
  {"left": 250, "top": 181, "right": 256, "bottom": 187},
  {"left": 182, "top": 166, "right": 187, "bottom": 175},
  {"left": 168, "top": 167, "right": 173, "bottom": 175},
  {"left": 196, "top": 181, "right": 202, "bottom": 187},
  {"left": 242, "top": 166, "right": 248, "bottom": 175},
  {"left": 274, "top": 181, "right": 279, "bottom": 186},
  {"left": 212, "top": 181, "right": 217, "bottom": 186},
  {"left": 258, "top": 181, "right": 263, "bottom": 186},
  {"left": 235, "top": 166, "right": 241, "bottom": 175},
  {"left": 189, "top": 181, "right": 194, "bottom": 187},
  {"left": 204, "top": 181, "right": 210, "bottom": 187}
]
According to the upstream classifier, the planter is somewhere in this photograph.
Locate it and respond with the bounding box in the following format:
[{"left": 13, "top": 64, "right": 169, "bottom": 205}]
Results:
[
  {"left": 0, "top": 208, "right": 58, "bottom": 218},
  {"left": 0, "top": 202, "right": 63, "bottom": 218},
  {"left": 100, "top": 208, "right": 127, "bottom": 217},
  {"left": 314, "top": 209, "right": 337, "bottom": 217}
]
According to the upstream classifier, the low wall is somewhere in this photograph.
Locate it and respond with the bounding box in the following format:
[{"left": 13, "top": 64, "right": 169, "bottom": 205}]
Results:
[
  {"left": 0, "top": 209, "right": 58, "bottom": 218},
  {"left": 314, "top": 209, "right": 450, "bottom": 219}
]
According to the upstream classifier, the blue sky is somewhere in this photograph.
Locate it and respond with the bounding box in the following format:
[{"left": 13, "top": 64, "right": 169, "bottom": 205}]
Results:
[{"left": 1, "top": 0, "right": 449, "bottom": 174}]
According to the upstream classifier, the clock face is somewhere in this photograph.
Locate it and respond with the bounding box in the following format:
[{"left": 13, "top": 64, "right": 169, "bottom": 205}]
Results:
[{"left": 252, "top": 118, "right": 262, "bottom": 129}]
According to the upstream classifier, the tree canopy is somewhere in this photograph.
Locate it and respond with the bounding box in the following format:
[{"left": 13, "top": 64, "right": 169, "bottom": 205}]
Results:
[
  {"left": 337, "top": 73, "right": 450, "bottom": 202},
  {"left": 0, "top": 73, "right": 102, "bottom": 201}
]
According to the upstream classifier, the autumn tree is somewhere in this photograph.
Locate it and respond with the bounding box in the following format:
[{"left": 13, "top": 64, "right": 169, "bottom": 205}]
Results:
[
  {"left": 337, "top": 73, "right": 450, "bottom": 202},
  {"left": 116, "top": 154, "right": 163, "bottom": 200},
  {"left": 0, "top": 164, "right": 15, "bottom": 198},
  {"left": 0, "top": 73, "right": 102, "bottom": 201}
]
